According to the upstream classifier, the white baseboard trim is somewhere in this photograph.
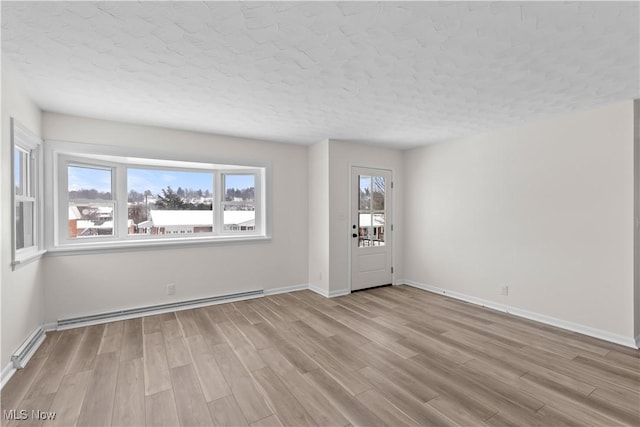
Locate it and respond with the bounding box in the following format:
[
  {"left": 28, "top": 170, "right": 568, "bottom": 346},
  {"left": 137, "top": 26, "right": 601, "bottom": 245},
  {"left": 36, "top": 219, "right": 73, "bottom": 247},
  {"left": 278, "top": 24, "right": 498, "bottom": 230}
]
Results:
[
  {"left": 2, "top": 326, "right": 48, "bottom": 389},
  {"left": 264, "top": 284, "right": 308, "bottom": 296},
  {"left": 308, "top": 285, "right": 350, "bottom": 298},
  {"left": 308, "top": 284, "right": 329, "bottom": 297},
  {"left": 42, "top": 322, "right": 58, "bottom": 332},
  {"left": 328, "top": 288, "right": 350, "bottom": 298},
  {"left": 635, "top": 333, "right": 640, "bottom": 348},
  {"left": 5, "top": 290, "right": 268, "bottom": 387},
  {"left": 1, "top": 362, "right": 16, "bottom": 389},
  {"left": 56, "top": 289, "right": 265, "bottom": 331},
  {"left": 11, "top": 327, "right": 46, "bottom": 369},
  {"left": 403, "top": 280, "right": 638, "bottom": 349}
]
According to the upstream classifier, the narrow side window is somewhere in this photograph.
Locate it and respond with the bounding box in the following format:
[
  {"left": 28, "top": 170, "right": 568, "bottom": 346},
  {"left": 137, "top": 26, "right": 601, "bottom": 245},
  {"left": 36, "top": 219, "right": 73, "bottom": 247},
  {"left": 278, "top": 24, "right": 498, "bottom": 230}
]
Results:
[
  {"left": 66, "top": 164, "right": 115, "bottom": 239},
  {"left": 222, "top": 173, "right": 257, "bottom": 233},
  {"left": 12, "top": 119, "right": 43, "bottom": 266}
]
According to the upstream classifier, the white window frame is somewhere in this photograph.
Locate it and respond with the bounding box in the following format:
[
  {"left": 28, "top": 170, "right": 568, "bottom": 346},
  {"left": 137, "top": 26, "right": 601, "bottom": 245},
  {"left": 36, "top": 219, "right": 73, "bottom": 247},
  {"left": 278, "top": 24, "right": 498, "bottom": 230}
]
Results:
[
  {"left": 59, "top": 156, "right": 118, "bottom": 245},
  {"left": 124, "top": 163, "right": 218, "bottom": 239},
  {"left": 220, "top": 172, "right": 261, "bottom": 233},
  {"left": 11, "top": 118, "right": 45, "bottom": 268},
  {"left": 47, "top": 140, "right": 269, "bottom": 253}
]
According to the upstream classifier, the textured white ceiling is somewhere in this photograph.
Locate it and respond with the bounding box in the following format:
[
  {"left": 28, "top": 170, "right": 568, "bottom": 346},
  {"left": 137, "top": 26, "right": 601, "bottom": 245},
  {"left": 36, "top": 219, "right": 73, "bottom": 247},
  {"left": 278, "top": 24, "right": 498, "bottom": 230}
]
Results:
[{"left": 2, "top": 1, "right": 639, "bottom": 148}]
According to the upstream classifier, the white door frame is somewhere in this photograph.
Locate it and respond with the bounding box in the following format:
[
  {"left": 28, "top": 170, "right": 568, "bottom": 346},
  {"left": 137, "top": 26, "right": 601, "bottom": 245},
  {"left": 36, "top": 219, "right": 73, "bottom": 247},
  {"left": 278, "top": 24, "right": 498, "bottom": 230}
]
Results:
[{"left": 348, "top": 163, "right": 395, "bottom": 293}]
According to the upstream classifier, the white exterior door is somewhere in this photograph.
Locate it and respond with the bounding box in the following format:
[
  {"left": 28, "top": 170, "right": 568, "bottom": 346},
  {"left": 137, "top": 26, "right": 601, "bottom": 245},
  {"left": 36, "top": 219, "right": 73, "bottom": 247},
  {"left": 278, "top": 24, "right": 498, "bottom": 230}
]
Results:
[{"left": 351, "top": 167, "right": 392, "bottom": 291}]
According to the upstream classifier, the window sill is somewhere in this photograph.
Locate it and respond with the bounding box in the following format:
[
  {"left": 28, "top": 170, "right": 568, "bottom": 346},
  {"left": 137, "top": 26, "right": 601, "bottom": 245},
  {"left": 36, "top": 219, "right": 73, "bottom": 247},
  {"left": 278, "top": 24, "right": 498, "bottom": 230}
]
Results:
[
  {"left": 46, "top": 235, "right": 272, "bottom": 256},
  {"left": 12, "top": 250, "right": 47, "bottom": 270}
]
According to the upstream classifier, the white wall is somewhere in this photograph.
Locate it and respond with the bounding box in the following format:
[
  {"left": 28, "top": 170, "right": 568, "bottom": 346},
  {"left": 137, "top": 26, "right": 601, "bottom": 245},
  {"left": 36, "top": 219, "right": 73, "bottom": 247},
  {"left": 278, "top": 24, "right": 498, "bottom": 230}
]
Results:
[
  {"left": 41, "top": 113, "right": 308, "bottom": 321},
  {"left": 404, "top": 101, "right": 635, "bottom": 342},
  {"left": 1, "top": 71, "right": 45, "bottom": 366},
  {"left": 328, "top": 140, "right": 404, "bottom": 293},
  {"left": 307, "top": 140, "right": 330, "bottom": 293}
]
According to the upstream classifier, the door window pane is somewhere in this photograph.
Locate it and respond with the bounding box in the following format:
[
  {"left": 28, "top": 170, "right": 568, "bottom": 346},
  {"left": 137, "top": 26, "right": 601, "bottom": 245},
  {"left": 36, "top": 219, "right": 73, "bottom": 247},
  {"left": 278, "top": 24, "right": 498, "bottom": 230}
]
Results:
[
  {"left": 373, "top": 213, "right": 385, "bottom": 246},
  {"left": 358, "top": 174, "right": 386, "bottom": 248},
  {"left": 372, "top": 176, "right": 385, "bottom": 210},
  {"left": 359, "top": 176, "right": 371, "bottom": 210},
  {"left": 358, "top": 213, "right": 372, "bottom": 247},
  {"left": 358, "top": 213, "right": 386, "bottom": 247}
]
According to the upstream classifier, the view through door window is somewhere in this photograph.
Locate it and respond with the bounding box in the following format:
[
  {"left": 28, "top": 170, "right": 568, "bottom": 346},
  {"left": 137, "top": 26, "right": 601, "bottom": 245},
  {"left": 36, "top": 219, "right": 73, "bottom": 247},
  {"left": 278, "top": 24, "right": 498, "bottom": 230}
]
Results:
[{"left": 358, "top": 174, "right": 385, "bottom": 247}]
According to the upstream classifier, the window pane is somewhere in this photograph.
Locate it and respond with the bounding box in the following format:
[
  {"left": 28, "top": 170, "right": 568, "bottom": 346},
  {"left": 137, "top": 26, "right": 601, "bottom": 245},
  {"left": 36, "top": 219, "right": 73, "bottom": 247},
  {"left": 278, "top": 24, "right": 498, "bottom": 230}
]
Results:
[
  {"left": 127, "top": 168, "right": 213, "bottom": 235},
  {"left": 224, "top": 205, "right": 255, "bottom": 232},
  {"left": 14, "top": 150, "right": 22, "bottom": 196},
  {"left": 225, "top": 174, "right": 255, "bottom": 202},
  {"left": 359, "top": 176, "right": 371, "bottom": 210},
  {"left": 358, "top": 213, "right": 372, "bottom": 248},
  {"left": 68, "top": 166, "right": 112, "bottom": 200},
  {"left": 358, "top": 213, "right": 385, "bottom": 247},
  {"left": 372, "top": 176, "right": 385, "bottom": 211},
  {"left": 16, "top": 201, "right": 34, "bottom": 249},
  {"left": 69, "top": 204, "right": 114, "bottom": 238},
  {"left": 372, "top": 213, "right": 386, "bottom": 246}
]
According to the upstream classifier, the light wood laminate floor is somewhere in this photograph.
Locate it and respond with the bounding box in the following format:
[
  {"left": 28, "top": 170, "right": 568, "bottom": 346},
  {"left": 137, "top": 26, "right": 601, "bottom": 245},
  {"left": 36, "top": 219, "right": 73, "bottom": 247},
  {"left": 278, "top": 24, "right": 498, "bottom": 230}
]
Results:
[{"left": 2, "top": 285, "right": 639, "bottom": 426}]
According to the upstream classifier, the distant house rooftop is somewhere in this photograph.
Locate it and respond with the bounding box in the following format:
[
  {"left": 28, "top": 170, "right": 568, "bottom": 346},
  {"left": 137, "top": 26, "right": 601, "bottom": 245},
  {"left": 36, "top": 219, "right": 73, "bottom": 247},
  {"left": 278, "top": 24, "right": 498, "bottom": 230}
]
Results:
[
  {"left": 76, "top": 219, "right": 134, "bottom": 229},
  {"left": 68, "top": 206, "right": 81, "bottom": 220},
  {"left": 224, "top": 211, "right": 255, "bottom": 227},
  {"left": 149, "top": 210, "right": 214, "bottom": 227},
  {"left": 143, "top": 210, "right": 255, "bottom": 228}
]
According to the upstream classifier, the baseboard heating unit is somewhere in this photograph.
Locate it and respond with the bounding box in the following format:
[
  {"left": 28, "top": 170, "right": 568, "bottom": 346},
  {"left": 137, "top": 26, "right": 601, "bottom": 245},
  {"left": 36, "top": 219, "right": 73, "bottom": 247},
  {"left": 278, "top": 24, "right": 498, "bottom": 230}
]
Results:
[
  {"left": 57, "top": 289, "right": 264, "bottom": 329},
  {"left": 11, "top": 327, "right": 46, "bottom": 369}
]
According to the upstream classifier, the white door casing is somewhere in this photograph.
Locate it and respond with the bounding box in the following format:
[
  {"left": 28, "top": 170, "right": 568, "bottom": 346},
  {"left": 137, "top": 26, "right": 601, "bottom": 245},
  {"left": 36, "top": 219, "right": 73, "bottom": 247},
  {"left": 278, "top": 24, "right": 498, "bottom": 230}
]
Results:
[{"left": 351, "top": 167, "right": 392, "bottom": 291}]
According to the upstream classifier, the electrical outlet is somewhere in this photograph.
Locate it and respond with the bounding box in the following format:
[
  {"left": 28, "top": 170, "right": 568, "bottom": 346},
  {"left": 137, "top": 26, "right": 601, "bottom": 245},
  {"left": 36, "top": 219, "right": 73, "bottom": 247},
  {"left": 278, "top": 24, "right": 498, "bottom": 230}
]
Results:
[
  {"left": 167, "top": 283, "right": 175, "bottom": 295},
  {"left": 501, "top": 285, "right": 509, "bottom": 296}
]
